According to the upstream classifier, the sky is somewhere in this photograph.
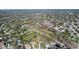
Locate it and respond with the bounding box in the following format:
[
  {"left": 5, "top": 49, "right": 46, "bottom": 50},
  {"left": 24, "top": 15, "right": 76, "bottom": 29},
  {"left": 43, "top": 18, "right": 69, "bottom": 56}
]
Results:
[{"left": 0, "top": 0, "right": 79, "bottom": 9}]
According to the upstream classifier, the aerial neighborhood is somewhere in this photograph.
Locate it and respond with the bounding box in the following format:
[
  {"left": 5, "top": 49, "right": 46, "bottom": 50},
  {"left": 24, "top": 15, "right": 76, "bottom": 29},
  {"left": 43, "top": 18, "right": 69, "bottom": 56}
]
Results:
[{"left": 0, "top": 9, "right": 79, "bottom": 49}]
